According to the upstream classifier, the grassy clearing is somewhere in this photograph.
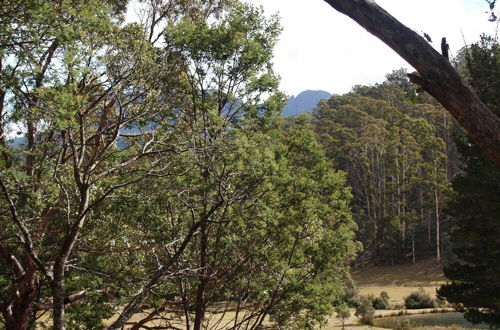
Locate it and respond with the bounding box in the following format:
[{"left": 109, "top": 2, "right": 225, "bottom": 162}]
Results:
[
  {"left": 352, "top": 259, "right": 445, "bottom": 286},
  {"left": 351, "top": 259, "right": 445, "bottom": 306},
  {"left": 320, "top": 259, "right": 458, "bottom": 329},
  {"left": 357, "top": 285, "right": 441, "bottom": 306}
]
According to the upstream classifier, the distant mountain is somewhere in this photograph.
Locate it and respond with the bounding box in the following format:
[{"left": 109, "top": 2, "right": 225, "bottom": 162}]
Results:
[
  {"left": 283, "top": 90, "right": 333, "bottom": 117},
  {"left": 8, "top": 136, "right": 26, "bottom": 147}
]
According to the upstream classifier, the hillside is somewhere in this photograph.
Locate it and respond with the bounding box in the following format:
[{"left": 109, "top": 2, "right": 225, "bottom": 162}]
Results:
[
  {"left": 352, "top": 259, "right": 445, "bottom": 287},
  {"left": 351, "top": 259, "right": 446, "bottom": 306}
]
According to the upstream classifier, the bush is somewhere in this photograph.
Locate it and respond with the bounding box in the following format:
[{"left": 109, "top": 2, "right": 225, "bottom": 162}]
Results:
[
  {"left": 335, "top": 302, "right": 351, "bottom": 329},
  {"left": 404, "top": 289, "right": 435, "bottom": 309},
  {"left": 372, "top": 291, "right": 390, "bottom": 310},
  {"left": 343, "top": 286, "right": 360, "bottom": 308},
  {"left": 355, "top": 295, "right": 375, "bottom": 324}
]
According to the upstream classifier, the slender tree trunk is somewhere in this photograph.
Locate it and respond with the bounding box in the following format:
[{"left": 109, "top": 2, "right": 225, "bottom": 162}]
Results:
[
  {"left": 434, "top": 188, "right": 441, "bottom": 262},
  {"left": 180, "top": 279, "right": 190, "bottom": 330},
  {"left": 51, "top": 265, "right": 66, "bottom": 330},
  {"left": 52, "top": 185, "right": 90, "bottom": 330},
  {"left": 193, "top": 163, "right": 211, "bottom": 330},
  {"left": 428, "top": 209, "right": 432, "bottom": 245},
  {"left": 193, "top": 218, "right": 209, "bottom": 330},
  {"left": 0, "top": 90, "right": 5, "bottom": 148},
  {"left": 411, "top": 232, "right": 416, "bottom": 264}
]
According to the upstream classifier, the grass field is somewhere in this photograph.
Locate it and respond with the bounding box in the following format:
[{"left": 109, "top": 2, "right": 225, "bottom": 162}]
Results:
[
  {"left": 352, "top": 259, "right": 445, "bottom": 286},
  {"left": 320, "top": 259, "right": 450, "bottom": 329},
  {"left": 352, "top": 259, "right": 446, "bottom": 305}
]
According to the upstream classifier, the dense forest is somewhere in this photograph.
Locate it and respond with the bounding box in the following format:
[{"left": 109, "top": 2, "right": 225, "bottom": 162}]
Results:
[
  {"left": 0, "top": 0, "right": 499, "bottom": 329},
  {"left": 311, "top": 69, "right": 456, "bottom": 267}
]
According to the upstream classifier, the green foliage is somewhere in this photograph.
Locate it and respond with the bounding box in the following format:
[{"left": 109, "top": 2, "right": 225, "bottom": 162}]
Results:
[
  {"left": 0, "top": 0, "right": 356, "bottom": 328},
  {"left": 342, "top": 285, "right": 360, "bottom": 308},
  {"left": 404, "top": 289, "right": 435, "bottom": 309},
  {"left": 335, "top": 302, "right": 351, "bottom": 329},
  {"left": 372, "top": 291, "right": 391, "bottom": 310},
  {"left": 355, "top": 295, "right": 375, "bottom": 324},
  {"left": 313, "top": 78, "right": 452, "bottom": 266},
  {"left": 438, "top": 35, "right": 500, "bottom": 328}
]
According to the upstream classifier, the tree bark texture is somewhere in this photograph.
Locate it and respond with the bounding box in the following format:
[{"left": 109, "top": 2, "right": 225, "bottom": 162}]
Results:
[
  {"left": 193, "top": 219, "right": 209, "bottom": 330},
  {"left": 0, "top": 245, "right": 39, "bottom": 330},
  {"left": 323, "top": 0, "right": 500, "bottom": 167},
  {"left": 51, "top": 185, "right": 90, "bottom": 330}
]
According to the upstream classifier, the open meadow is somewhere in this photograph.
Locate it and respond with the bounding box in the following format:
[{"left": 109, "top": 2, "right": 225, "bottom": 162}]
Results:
[{"left": 352, "top": 259, "right": 446, "bottom": 306}]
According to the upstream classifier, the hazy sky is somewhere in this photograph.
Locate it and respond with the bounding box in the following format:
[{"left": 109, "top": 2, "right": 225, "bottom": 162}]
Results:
[{"left": 245, "top": 0, "right": 498, "bottom": 96}]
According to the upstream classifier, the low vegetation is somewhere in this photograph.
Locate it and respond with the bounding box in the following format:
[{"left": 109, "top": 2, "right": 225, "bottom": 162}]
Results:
[
  {"left": 404, "top": 290, "right": 436, "bottom": 309},
  {"left": 355, "top": 296, "right": 376, "bottom": 325}
]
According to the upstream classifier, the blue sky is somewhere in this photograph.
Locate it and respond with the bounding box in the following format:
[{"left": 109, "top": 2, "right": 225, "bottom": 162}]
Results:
[{"left": 246, "top": 0, "right": 498, "bottom": 96}]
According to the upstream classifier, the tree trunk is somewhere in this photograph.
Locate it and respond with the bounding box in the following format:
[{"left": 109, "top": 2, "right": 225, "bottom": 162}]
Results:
[
  {"left": 52, "top": 185, "right": 90, "bottom": 330},
  {"left": 428, "top": 209, "right": 431, "bottom": 244},
  {"left": 323, "top": 0, "right": 500, "bottom": 167},
  {"left": 51, "top": 265, "right": 66, "bottom": 330},
  {"left": 434, "top": 188, "right": 441, "bottom": 262},
  {"left": 0, "top": 268, "right": 38, "bottom": 330},
  {"left": 193, "top": 219, "right": 209, "bottom": 330},
  {"left": 0, "top": 241, "right": 40, "bottom": 330},
  {"left": 411, "top": 232, "right": 416, "bottom": 264}
]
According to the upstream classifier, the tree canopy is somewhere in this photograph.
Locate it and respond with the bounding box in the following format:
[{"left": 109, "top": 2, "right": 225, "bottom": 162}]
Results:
[{"left": 0, "top": 1, "right": 357, "bottom": 329}]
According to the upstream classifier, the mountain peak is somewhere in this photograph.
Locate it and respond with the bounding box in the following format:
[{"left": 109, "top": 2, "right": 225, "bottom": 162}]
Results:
[{"left": 283, "top": 90, "right": 332, "bottom": 117}]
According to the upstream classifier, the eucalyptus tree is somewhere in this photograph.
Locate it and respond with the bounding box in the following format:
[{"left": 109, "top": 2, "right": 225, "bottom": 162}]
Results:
[
  {"left": 312, "top": 81, "right": 452, "bottom": 266},
  {"left": 110, "top": 3, "right": 357, "bottom": 328}
]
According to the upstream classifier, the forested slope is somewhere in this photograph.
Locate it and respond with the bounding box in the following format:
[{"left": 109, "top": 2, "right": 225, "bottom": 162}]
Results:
[{"left": 310, "top": 69, "right": 458, "bottom": 267}]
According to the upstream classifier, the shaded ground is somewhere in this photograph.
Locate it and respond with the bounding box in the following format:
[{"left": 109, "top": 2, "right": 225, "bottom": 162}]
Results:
[
  {"left": 373, "top": 312, "right": 488, "bottom": 329},
  {"left": 40, "top": 260, "right": 453, "bottom": 329},
  {"left": 352, "top": 259, "right": 445, "bottom": 306},
  {"left": 352, "top": 259, "right": 446, "bottom": 286}
]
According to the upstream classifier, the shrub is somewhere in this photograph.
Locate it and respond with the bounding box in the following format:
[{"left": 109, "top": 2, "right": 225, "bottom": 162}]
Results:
[
  {"left": 404, "top": 289, "right": 435, "bottom": 309},
  {"left": 372, "top": 291, "right": 390, "bottom": 310},
  {"left": 435, "top": 295, "right": 449, "bottom": 308},
  {"left": 343, "top": 286, "right": 360, "bottom": 308},
  {"left": 335, "top": 302, "right": 351, "bottom": 329},
  {"left": 355, "top": 295, "right": 375, "bottom": 324}
]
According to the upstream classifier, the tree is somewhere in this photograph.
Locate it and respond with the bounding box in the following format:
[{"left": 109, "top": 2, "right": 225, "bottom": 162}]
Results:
[
  {"left": 355, "top": 295, "right": 375, "bottom": 325},
  {"left": 0, "top": 0, "right": 177, "bottom": 327},
  {"left": 0, "top": 0, "right": 227, "bottom": 328},
  {"left": 404, "top": 289, "right": 435, "bottom": 309},
  {"left": 322, "top": 0, "right": 500, "bottom": 167},
  {"left": 0, "top": 0, "right": 358, "bottom": 328},
  {"left": 438, "top": 35, "right": 500, "bottom": 329},
  {"left": 313, "top": 83, "right": 452, "bottom": 266},
  {"left": 335, "top": 302, "right": 351, "bottom": 329}
]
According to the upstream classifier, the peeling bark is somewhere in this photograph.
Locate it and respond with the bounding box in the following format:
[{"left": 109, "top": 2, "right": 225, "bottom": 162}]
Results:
[{"left": 323, "top": 0, "right": 500, "bottom": 167}]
